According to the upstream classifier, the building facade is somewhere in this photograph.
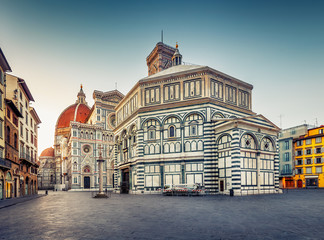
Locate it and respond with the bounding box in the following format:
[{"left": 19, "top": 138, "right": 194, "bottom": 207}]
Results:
[
  {"left": 51, "top": 87, "right": 123, "bottom": 191},
  {"left": 4, "top": 99, "right": 23, "bottom": 198},
  {"left": 6, "top": 74, "right": 41, "bottom": 196},
  {"left": 294, "top": 126, "right": 324, "bottom": 188},
  {"left": 0, "top": 48, "right": 12, "bottom": 199},
  {"left": 278, "top": 124, "right": 308, "bottom": 188},
  {"left": 113, "top": 42, "right": 280, "bottom": 195},
  {"left": 38, "top": 147, "right": 56, "bottom": 190}
]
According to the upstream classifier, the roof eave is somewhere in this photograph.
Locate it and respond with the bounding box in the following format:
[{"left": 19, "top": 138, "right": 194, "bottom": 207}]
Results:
[
  {"left": 19, "top": 79, "right": 35, "bottom": 102},
  {"left": 0, "top": 48, "right": 12, "bottom": 72}
]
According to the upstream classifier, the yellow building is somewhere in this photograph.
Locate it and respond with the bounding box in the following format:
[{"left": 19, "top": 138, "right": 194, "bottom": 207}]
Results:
[
  {"left": 294, "top": 126, "right": 324, "bottom": 188},
  {"left": 0, "top": 48, "right": 12, "bottom": 199}
]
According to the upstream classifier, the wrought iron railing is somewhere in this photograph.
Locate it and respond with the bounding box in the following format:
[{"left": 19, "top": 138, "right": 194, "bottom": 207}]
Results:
[{"left": 0, "top": 157, "right": 11, "bottom": 168}]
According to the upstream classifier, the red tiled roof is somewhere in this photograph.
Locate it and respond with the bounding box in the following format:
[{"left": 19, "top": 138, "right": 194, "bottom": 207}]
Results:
[
  {"left": 56, "top": 103, "right": 90, "bottom": 129},
  {"left": 40, "top": 147, "right": 54, "bottom": 157}
]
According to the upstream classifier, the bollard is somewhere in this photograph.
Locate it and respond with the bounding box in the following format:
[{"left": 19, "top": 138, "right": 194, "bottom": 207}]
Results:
[{"left": 45, "top": 190, "right": 48, "bottom": 195}]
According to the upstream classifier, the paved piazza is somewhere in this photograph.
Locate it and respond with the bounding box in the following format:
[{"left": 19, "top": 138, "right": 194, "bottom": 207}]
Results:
[{"left": 0, "top": 190, "right": 324, "bottom": 240}]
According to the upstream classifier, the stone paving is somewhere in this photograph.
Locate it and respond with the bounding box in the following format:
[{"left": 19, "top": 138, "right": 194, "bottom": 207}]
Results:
[{"left": 0, "top": 189, "right": 324, "bottom": 240}]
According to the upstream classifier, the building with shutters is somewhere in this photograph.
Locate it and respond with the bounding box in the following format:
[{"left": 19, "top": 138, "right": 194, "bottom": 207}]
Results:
[
  {"left": 278, "top": 124, "right": 308, "bottom": 188},
  {"left": 294, "top": 125, "right": 324, "bottom": 188},
  {"left": 0, "top": 48, "right": 11, "bottom": 199},
  {"left": 113, "top": 42, "right": 281, "bottom": 195}
]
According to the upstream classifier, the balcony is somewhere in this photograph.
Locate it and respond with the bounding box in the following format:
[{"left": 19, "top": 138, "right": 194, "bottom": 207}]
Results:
[
  {"left": 0, "top": 157, "right": 11, "bottom": 169},
  {"left": 280, "top": 170, "right": 294, "bottom": 176},
  {"left": 20, "top": 152, "right": 35, "bottom": 166}
]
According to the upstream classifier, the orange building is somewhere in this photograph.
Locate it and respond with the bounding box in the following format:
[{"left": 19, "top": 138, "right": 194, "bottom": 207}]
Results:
[{"left": 294, "top": 126, "right": 324, "bottom": 188}]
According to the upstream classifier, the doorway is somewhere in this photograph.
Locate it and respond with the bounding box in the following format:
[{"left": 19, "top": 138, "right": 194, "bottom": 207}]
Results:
[
  {"left": 220, "top": 180, "right": 224, "bottom": 192},
  {"left": 84, "top": 176, "right": 90, "bottom": 189},
  {"left": 297, "top": 179, "right": 303, "bottom": 188},
  {"left": 121, "top": 169, "right": 129, "bottom": 194}
]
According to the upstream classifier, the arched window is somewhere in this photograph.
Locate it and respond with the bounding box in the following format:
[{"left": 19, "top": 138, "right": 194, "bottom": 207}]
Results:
[
  {"left": 148, "top": 126, "right": 156, "bottom": 140},
  {"left": 14, "top": 133, "right": 18, "bottom": 149},
  {"left": 6, "top": 126, "right": 10, "bottom": 144},
  {"left": 169, "top": 126, "right": 175, "bottom": 138}
]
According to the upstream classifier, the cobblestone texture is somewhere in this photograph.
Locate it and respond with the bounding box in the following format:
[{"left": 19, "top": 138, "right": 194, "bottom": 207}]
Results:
[{"left": 0, "top": 189, "right": 324, "bottom": 239}]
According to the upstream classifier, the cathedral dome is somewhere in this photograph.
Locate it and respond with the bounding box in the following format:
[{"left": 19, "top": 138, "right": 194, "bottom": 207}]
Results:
[
  {"left": 56, "top": 103, "right": 90, "bottom": 129},
  {"left": 40, "top": 147, "right": 55, "bottom": 157},
  {"left": 55, "top": 85, "right": 91, "bottom": 132}
]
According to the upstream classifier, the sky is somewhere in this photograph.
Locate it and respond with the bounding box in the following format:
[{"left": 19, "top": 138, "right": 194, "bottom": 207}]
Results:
[{"left": 0, "top": 0, "right": 323, "bottom": 154}]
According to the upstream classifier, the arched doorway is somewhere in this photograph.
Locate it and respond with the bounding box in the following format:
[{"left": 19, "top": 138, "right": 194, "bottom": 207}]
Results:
[
  {"left": 84, "top": 176, "right": 90, "bottom": 189},
  {"left": 25, "top": 177, "right": 29, "bottom": 195},
  {"left": 83, "top": 166, "right": 91, "bottom": 189},
  {"left": 0, "top": 172, "right": 4, "bottom": 200},
  {"left": 6, "top": 172, "right": 12, "bottom": 198},
  {"left": 297, "top": 179, "right": 303, "bottom": 188}
]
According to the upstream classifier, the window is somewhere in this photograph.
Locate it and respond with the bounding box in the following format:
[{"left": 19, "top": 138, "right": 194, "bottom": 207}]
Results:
[
  {"left": 238, "top": 90, "right": 249, "bottom": 108},
  {"left": 25, "top": 112, "right": 28, "bottom": 125},
  {"left": 316, "top": 166, "right": 322, "bottom": 173},
  {"left": 73, "top": 131, "right": 77, "bottom": 137},
  {"left": 6, "top": 108, "right": 10, "bottom": 119},
  {"left": 319, "top": 129, "right": 324, "bottom": 134},
  {"left": 297, "top": 150, "right": 302, "bottom": 156},
  {"left": 20, "top": 124, "right": 23, "bottom": 137},
  {"left": 0, "top": 92, "right": 2, "bottom": 109},
  {"left": 148, "top": 128, "right": 155, "bottom": 140},
  {"left": 26, "top": 129, "right": 28, "bottom": 142},
  {"left": 145, "top": 165, "right": 160, "bottom": 173},
  {"left": 0, "top": 69, "right": 3, "bottom": 85},
  {"left": 169, "top": 126, "right": 175, "bottom": 138},
  {"left": 73, "top": 162, "right": 77, "bottom": 171},
  {"left": 306, "top": 139, "right": 311, "bottom": 145},
  {"left": 316, "top": 137, "right": 322, "bottom": 143},
  {"left": 210, "top": 79, "right": 223, "bottom": 99},
  {"left": 145, "top": 87, "right": 160, "bottom": 105},
  {"left": 306, "top": 159, "right": 312, "bottom": 164},
  {"left": 14, "top": 133, "right": 17, "bottom": 149},
  {"left": 316, "top": 148, "right": 321, "bottom": 154},
  {"left": 285, "top": 141, "right": 289, "bottom": 150},
  {"left": 184, "top": 79, "right": 201, "bottom": 98},
  {"left": 306, "top": 149, "right": 311, "bottom": 155},
  {"left": 13, "top": 116, "right": 18, "bottom": 127},
  {"left": 97, "top": 116, "right": 100, "bottom": 121},
  {"left": 0, "top": 120, "right": 3, "bottom": 138},
  {"left": 31, "top": 132, "right": 33, "bottom": 144},
  {"left": 225, "top": 85, "right": 237, "bottom": 104},
  {"left": 297, "top": 140, "right": 303, "bottom": 146},
  {"left": 164, "top": 83, "right": 180, "bottom": 101},
  {"left": 306, "top": 167, "right": 312, "bottom": 174},
  {"left": 6, "top": 126, "right": 10, "bottom": 144},
  {"left": 316, "top": 158, "right": 322, "bottom": 164},
  {"left": 284, "top": 152, "right": 289, "bottom": 161},
  {"left": 297, "top": 159, "right": 302, "bottom": 165},
  {"left": 97, "top": 108, "right": 100, "bottom": 114},
  {"left": 74, "top": 177, "right": 77, "bottom": 183}
]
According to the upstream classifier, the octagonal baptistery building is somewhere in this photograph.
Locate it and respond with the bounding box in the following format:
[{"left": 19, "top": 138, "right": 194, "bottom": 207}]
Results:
[{"left": 113, "top": 42, "right": 280, "bottom": 195}]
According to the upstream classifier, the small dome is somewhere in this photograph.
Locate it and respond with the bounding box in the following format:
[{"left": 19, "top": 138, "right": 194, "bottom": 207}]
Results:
[
  {"left": 56, "top": 103, "right": 90, "bottom": 129},
  {"left": 40, "top": 147, "right": 55, "bottom": 157}
]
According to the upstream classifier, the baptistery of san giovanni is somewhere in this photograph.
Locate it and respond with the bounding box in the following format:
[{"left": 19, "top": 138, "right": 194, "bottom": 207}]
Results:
[{"left": 40, "top": 41, "right": 280, "bottom": 195}]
